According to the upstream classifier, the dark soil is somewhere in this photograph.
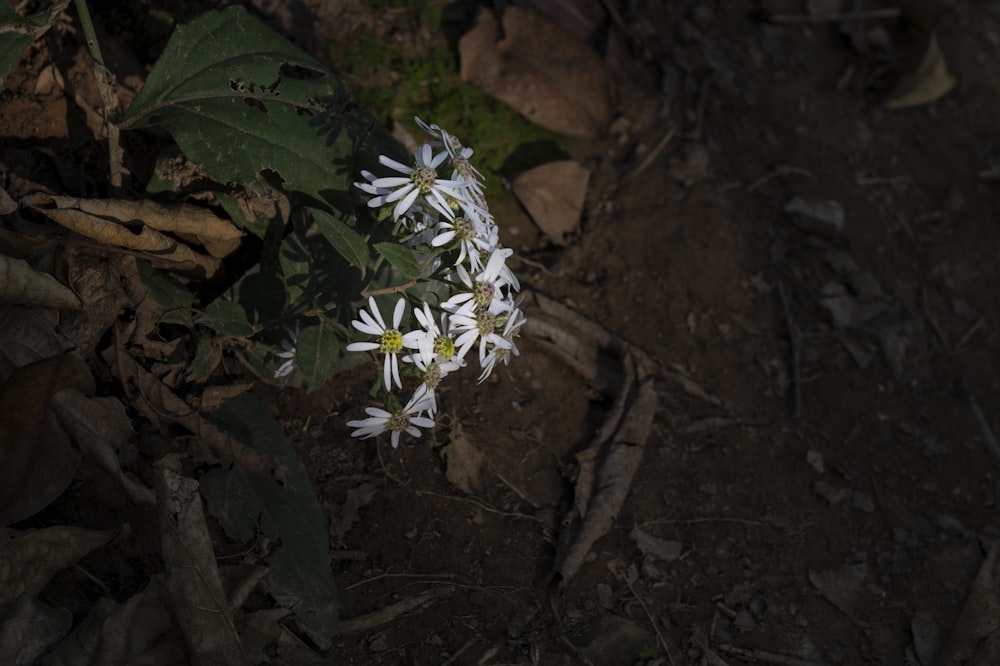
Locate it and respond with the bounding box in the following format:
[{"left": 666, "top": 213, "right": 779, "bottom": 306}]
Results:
[{"left": 4, "top": 1, "right": 1000, "bottom": 665}]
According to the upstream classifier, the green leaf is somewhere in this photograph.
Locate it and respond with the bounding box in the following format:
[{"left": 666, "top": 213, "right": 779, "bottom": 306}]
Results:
[
  {"left": 0, "top": 1, "right": 68, "bottom": 89},
  {"left": 375, "top": 241, "right": 421, "bottom": 278},
  {"left": 296, "top": 324, "right": 340, "bottom": 393},
  {"left": 119, "top": 5, "right": 378, "bottom": 208},
  {"left": 136, "top": 259, "right": 196, "bottom": 327},
  {"left": 199, "top": 393, "right": 339, "bottom": 646},
  {"left": 310, "top": 207, "right": 369, "bottom": 274},
  {"left": 196, "top": 300, "right": 256, "bottom": 337},
  {"left": 186, "top": 335, "right": 221, "bottom": 382}
]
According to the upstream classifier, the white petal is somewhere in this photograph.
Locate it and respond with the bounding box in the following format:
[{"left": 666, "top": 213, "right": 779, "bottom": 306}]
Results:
[
  {"left": 392, "top": 297, "right": 406, "bottom": 328},
  {"left": 346, "top": 341, "right": 379, "bottom": 352}
]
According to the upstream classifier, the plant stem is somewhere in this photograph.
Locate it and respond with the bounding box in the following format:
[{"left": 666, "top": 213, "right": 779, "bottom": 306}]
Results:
[{"left": 72, "top": 0, "right": 125, "bottom": 191}]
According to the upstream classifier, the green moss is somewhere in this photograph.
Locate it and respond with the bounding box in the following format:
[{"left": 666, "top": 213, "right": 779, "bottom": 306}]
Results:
[{"left": 327, "top": 1, "right": 572, "bottom": 203}]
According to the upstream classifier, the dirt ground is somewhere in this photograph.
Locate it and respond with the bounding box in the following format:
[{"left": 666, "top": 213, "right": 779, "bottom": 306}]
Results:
[{"left": 4, "top": 1, "right": 1000, "bottom": 665}]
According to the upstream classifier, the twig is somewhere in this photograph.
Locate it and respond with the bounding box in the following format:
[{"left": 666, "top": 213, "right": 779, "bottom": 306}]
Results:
[
  {"left": 628, "top": 126, "right": 676, "bottom": 180},
  {"left": 558, "top": 635, "right": 597, "bottom": 666},
  {"left": 954, "top": 317, "right": 985, "bottom": 351},
  {"left": 716, "top": 643, "right": 828, "bottom": 666},
  {"left": 362, "top": 278, "right": 419, "bottom": 298},
  {"left": 767, "top": 9, "right": 901, "bottom": 23},
  {"left": 747, "top": 165, "right": 813, "bottom": 192},
  {"left": 441, "top": 637, "right": 477, "bottom": 666},
  {"left": 72, "top": 0, "right": 125, "bottom": 191},
  {"left": 72, "top": 564, "right": 111, "bottom": 593},
  {"left": 614, "top": 567, "right": 674, "bottom": 663},
  {"left": 339, "top": 585, "right": 454, "bottom": 635},
  {"left": 776, "top": 281, "right": 802, "bottom": 418},
  {"left": 959, "top": 381, "right": 1000, "bottom": 467},
  {"left": 495, "top": 472, "right": 539, "bottom": 508},
  {"left": 639, "top": 516, "right": 783, "bottom": 530},
  {"left": 415, "top": 489, "right": 536, "bottom": 520},
  {"left": 346, "top": 572, "right": 458, "bottom": 591}
]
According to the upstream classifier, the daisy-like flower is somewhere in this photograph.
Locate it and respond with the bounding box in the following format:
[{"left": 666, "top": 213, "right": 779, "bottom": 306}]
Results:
[
  {"left": 273, "top": 322, "right": 301, "bottom": 380},
  {"left": 429, "top": 216, "right": 492, "bottom": 269},
  {"left": 449, "top": 303, "right": 513, "bottom": 363},
  {"left": 346, "top": 297, "right": 423, "bottom": 391},
  {"left": 477, "top": 307, "right": 526, "bottom": 382},
  {"left": 443, "top": 247, "right": 516, "bottom": 316},
  {"left": 347, "top": 392, "right": 436, "bottom": 449},
  {"left": 360, "top": 144, "right": 471, "bottom": 223}
]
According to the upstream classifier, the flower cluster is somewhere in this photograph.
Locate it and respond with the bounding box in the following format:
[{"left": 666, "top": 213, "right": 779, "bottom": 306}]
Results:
[{"left": 346, "top": 118, "right": 526, "bottom": 447}]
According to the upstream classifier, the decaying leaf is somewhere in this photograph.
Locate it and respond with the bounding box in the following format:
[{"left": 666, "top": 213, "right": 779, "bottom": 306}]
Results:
[
  {"left": 331, "top": 481, "right": 378, "bottom": 538},
  {"left": 0, "top": 306, "right": 68, "bottom": 380},
  {"left": 0, "top": 354, "right": 92, "bottom": 525},
  {"left": 0, "top": 596, "right": 72, "bottom": 665},
  {"left": 154, "top": 459, "right": 246, "bottom": 666},
  {"left": 523, "top": 291, "right": 657, "bottom": 589},
  {"left": 809, "top": 564, "right": 869, "bottom": 627},
  {"left": 22, "top": 193, "right": 224, "bottom": 279},
  {"left": 460, "top": 7, "right": 612, "bottom": 137},
  {"left": 0, "top": 525, "right": 117, "bottom": 608},
  {"left": 442, "top": 418, "right": 486, "bottom": 494},
  {"left": 0, "top": 255, "right": 82, "bottom": 309},
  {"left": 44, "top": 577, "right": 184, "bottom": 666},
  {"left": 883, "top": 34, "right": 955, "bottom": 110},
  {"left": 511, "top": 160, "right": 590, "bottom": 245}
]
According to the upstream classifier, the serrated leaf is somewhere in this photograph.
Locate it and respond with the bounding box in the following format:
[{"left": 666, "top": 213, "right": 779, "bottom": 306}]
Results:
[
  {"left": 187, "top": 335, "right": 221, "bottom": 382},
  {"left": 196, "top": 300, "right": 256, "bottom": 337},
  {"left": 375, "top": 242, "right": 421, "bottom": 278},
  {"left": 310, "top": 207, "right": 368, "bottom": 274},
  {"left": 199, "top": 393, "right": 339, "bottom": 647},
  {"left": 119, "top": 6, "right": 364, "bottom": 208},
  {"left": 296, "top": 324, "right": 340, "bottom": 393}
]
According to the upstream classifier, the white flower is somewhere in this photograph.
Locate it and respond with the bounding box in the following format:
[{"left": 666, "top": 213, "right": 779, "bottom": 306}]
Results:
[
  {"left": 449, "top": 305, "right": 513, "bottom": 363},
  {"left": 273, "top": 322, "right": 301, "bottom": 380},
  {"left": 429, "top": 216, "right": 492, "bottom": 269},
  {"left": 443, "top": 247, "right": 515, "bottom": 316},
  {"left": 347, "top": 392, "right": 436, "bottom": 448},
  {"left": 477, "top": 307, "right": 525, "bottom": 382},
  {"left": 360, "top": 144, "right": 471, "bottom": 223},
  {"left": 346, "top": 297, "right": 422, "bottom": 391}
]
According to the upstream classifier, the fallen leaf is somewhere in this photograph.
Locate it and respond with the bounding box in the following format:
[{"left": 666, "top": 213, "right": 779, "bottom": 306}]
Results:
[
  {"left": 0, "top": 305, "right": 68, "bottom": 380},
  {"left": 511, "top": 160, "right": 590, "bottom": 245},
  {"left": 883, "top": 33, "right": 955, "bottom": 109},
  {"left": 460, "top": 7, "right": 612, "bottom": 137},
  {"left": 0, "top": 255, "right": 82, "bottom": 309},
  {"left": 936, "top": 545, "right": 1000, "bottom": 666},
  {"left": 442, "top": 419, "right": 486, "bottom": 494},
  {"left": 0, "top": 525, "right": 117, "bottom": 608},
  {"left": 629, "top": 526, "right": 683, "bottom": 562},
  {"left": 0, "top": 596, "right": 72, "bottom": 665},
  {"left": 0, "top": 354, "right": 92, "bottom": 525},
  {"left": 22, "top": 193, "right": 223, "bottom": 279},
  {"left": 808, "top": 564, "right": 869, "bottom": 627},
  {"left": 154, "top": 459, "right": 246, "bottom": 666},
  {"left": 784, "top": 196, "right": 844, "bottom": 236},
  {"left": 331, "top": 481, "right": 378, "bottom": 537}
]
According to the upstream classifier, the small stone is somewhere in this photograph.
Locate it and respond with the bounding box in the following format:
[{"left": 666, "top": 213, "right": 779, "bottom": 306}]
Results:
[
  {"left": 813, "top": 479, "right": 852, "bottom": 505},
  {"left": 733, "top": 610, "right": 756, "bottom": 632},
  {"left": 852, "top": 491, "right": 875, "bottom": 513},
  {"left": 806, "top": 449, "right": 825, "bottom": 474}
]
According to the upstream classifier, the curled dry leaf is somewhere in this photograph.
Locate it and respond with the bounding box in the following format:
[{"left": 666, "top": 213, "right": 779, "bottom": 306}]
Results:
[
  {"left": 511, "top": 160, "right": 590, "bottom": 246},
  {"left": 883, "top": 34, "right": 955, "bottom": 110},
  {"left": 460, "top": 7, "right": 612, "bottom": 137},
  {"left": 522, "top": 291, "right": 657, "bottom": 589},
  {"left": 0, "top": 354, "right": 92, "bottom": 525},
  {"left": 0, "top": 255, "right": 82, "bottom": 309},
  {"left": 22, "top": 193, "right": 225, "bottom": 279}
]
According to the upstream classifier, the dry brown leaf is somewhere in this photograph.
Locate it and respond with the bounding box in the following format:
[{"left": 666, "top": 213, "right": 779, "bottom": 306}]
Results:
[
  {"left": 106, "top": 321, "right": 274, "bottom": 473},
  {"left": 51, "top": 391, "right": 154, "bottom": 506},
  {"left": 22, "top": 193, "right": 223, "bottom": 279},
  {"left": 460, "top": 7, "right": 612, "bottom": 137},
  {"left": 808, "top": 564, "right": 869, "bottom": 627},
  {"left": 0, "top": 306, "right": 68, "bottom": 380},
  {"left": 629, "top": 525, "right": 683, "bottom": 563},
  {"left": 0, "top": 596, "right": 73, "bottom": 664},
  {"left": 43, "top": 577, "right": 185, "bottom": 666},
  {"left": 0, "top": 525, "right": 117, "bottom": 608},
  {"left": 511, "top": 160, "right": 590, "bottom": 245},
  {"left": 442, "top": 418, "right": 485, "bottom": 494},
  {"left": 154, "top": 459, "right": 246, "bottom": 666},
  {"left": 0, "top": 255, "right": 82, "bottom": 309},
  {"left": 883, "top": 34, "right": 955, "bottom": 110},
  {"left": 0, "top": 354, "right": 92, "bottom": 525},
  {"left": 331, "top": 481, "right": 378, "bottom": 538}
]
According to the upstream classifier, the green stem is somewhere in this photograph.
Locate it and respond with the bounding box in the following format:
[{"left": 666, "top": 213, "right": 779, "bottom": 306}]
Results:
[{"left": 72, "top": 0, "right": 124, "bottom": 191}]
